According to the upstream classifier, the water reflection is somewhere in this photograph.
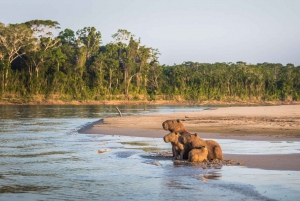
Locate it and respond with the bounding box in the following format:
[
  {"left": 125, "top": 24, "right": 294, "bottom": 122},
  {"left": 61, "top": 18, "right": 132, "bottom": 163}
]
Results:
[
  {"left": 203, "top": 171, "right": 222, "bottom": 180},
  {"left": 0, "top": 104, "right": 205, "bottom": 120},
  {"left": 0, "top": 185, "right": 58, "bottom": 194}
]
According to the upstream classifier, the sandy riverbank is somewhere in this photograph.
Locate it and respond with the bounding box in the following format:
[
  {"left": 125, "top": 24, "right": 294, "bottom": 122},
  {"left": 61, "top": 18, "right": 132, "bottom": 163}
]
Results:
[{"left": 79, "top": 105, "right": 300, "bottom": 171}]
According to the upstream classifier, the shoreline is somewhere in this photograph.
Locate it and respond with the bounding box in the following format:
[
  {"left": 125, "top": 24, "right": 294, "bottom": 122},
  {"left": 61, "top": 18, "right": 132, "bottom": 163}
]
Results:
[
  {"left": 1, "top": 99, "right": 300, "bottom": 106},
  {"left": 79, "top": 123, "right": 300, "bottom": 141},
  {"left": 79, "top": 105, "right": 300, "bottom": 171}
]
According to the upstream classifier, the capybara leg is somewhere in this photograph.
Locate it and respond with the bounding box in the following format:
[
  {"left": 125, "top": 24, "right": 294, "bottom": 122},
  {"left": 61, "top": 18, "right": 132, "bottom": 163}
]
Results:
[
  {"left": 173, "top": 147, "right": 179, "bottom": 159},
  {"left": 172, "top": 146, "right": 175, "bottom": 157},
  {"left": 179, "top": 150, "right": 185, "bottom": 160},
  {"left": 188, "top": 153, "right": 192, "bottom": 162}
]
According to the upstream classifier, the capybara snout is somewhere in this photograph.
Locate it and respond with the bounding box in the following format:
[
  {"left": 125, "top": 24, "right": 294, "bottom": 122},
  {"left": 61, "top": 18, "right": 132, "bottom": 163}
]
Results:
[
  {"left": 162, "top": 121, "right": 168, "bottom": 130},
  {"left": 163, "top": 136, "right": 168, "bottom": 143},
  {"left": 162, "top": 119, "right": 188, "bottom": 134}
]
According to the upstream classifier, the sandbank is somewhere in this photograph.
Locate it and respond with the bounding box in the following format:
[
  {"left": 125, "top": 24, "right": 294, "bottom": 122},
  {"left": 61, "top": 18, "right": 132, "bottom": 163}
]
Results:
[{"left": 79, "top": 105, "right": 300, "bottom": 171}]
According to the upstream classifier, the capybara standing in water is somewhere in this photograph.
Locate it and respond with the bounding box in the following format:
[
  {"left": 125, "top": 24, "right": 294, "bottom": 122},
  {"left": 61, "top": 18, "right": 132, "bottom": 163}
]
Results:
[
  {"left": 179, "top": 133, "right": 223, "bottom": 161},
  {"left": 188, "top": 146, "right": 208, "bottom": 162},
  {"left": 162, "top": 119, "right": 189, "bottom": 135},
  {"left": 163, "top": 132, "right": 190, "bottom": 160}
]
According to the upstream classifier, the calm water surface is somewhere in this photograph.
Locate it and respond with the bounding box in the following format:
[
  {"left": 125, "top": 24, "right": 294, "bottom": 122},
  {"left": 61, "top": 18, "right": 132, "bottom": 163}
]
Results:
[{"left": 0, "top": 105, "right": 299, "bottom": 201}]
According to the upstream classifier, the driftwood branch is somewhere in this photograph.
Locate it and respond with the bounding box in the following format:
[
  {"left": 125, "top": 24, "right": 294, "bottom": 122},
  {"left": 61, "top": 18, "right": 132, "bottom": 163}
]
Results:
[{"left": 116, "top": 106, "right": 122, "bottom": 117}]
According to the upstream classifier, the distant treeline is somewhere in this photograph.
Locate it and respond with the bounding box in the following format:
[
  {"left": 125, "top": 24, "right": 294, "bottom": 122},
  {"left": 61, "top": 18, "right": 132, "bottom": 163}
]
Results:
[{"left": 1, "top": 20, "right": 299, "bottom": 102}]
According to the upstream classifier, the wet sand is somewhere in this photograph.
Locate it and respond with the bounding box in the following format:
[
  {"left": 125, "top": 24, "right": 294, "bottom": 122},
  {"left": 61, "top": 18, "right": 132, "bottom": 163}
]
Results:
[{"left": 79, "top": 105, "right": 300, "bottom": 171}]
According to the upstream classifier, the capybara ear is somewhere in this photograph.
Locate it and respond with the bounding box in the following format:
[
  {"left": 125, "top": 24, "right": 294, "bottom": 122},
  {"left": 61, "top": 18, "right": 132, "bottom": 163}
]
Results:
[
  {"left": 175, "top": 132, "right": 179, "bottom": 135},
  {"left": 195, "top": 133, "right": 197, "bottom": 136},
  {"left": 177, "top": 119, "right": 181, "bottom": 123}
]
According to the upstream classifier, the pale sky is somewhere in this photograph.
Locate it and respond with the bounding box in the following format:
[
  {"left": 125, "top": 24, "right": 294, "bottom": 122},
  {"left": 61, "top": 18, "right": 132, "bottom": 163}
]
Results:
[{"left": 1, "top": 0, "right": 300, "bottom": 66}]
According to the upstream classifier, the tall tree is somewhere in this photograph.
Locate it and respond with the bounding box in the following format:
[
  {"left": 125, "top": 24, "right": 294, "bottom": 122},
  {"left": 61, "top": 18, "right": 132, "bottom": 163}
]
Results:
[
  {"left": 102, "top": 43, "right": 119, "bottom": 93},
  {"left": 24, "top": 20, "right": 61, "bottom": 78},
  {"left": 112, "top": 29, "right": 131, "bottom": 95},
  {"left": 0, "top": 22, "right": 34, "bottom": 92},
  {"left": 147, "top": 49, "right": 162, "bottom": 96},
  {"left": 76, "top": 27, "right": 101, "bottom": 62}
]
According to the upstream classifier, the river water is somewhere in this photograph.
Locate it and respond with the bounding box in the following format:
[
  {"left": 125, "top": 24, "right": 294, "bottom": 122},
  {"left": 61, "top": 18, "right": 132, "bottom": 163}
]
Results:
[{"left": 0, "top": 105, "right": 299, "bottom": 201}]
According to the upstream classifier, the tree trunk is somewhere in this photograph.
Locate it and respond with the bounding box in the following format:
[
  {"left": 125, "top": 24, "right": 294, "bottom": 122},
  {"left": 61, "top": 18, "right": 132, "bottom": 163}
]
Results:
[
  {"left": 126, "top": 73, "right": 137, "bottom": 96},
  {"left": 36, "top": 67, "right": 39, "bottom": 78},
  {"left": 109, "top": 69, "right": 112, "bottom": 92},
  {"left": 123, "top": 66, "right": 128, "bottom": 95},
  {"left": 4, "top": 68, "right": 8, "bottom": 89},
  {"left": 1, "top": 72, "right": 4, "bottom": 92}
]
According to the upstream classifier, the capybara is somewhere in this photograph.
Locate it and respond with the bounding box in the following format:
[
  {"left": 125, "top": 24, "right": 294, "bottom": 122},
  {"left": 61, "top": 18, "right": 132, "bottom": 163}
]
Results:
[
  {"left": 162, "top": 119, "right": 189, "bottom": 135},
  {"left": 188, "top": 146, "right": 208, "bottom": 162},
  {"left": 163, "top": 132, "right": 190, "bottom": 160},
  {"left": 179, "top": 133, "right": 223, "bottom": 161}
]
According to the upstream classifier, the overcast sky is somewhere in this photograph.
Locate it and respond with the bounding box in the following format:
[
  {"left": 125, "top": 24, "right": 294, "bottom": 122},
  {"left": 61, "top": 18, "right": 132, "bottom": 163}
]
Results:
[{"left": 1, "top": 0, "right": 300, "bottom": 66}]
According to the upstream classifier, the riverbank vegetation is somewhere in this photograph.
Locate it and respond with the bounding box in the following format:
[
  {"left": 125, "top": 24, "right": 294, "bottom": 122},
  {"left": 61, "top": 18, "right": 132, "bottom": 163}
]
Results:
[{"left": 1, "top": 20, "right": 300, "bottom": 104}]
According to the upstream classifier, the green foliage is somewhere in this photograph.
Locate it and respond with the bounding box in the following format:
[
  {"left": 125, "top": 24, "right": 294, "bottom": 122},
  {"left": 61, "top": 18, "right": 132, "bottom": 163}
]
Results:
[{"left": 0, "top": 20, "right": 300, "bottom": 103}]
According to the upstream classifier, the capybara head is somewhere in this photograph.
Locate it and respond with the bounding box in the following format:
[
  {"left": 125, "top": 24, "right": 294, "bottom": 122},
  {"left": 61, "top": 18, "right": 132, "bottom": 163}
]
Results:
[
  {"left": 162, "top": 119, "right": 187, "bottom": 132},
  {"left": 163, "top": 132, "right": 180, "bottom": 143},
  {"left": 179, "top": 133, "right": 199, "bottom": 144}
]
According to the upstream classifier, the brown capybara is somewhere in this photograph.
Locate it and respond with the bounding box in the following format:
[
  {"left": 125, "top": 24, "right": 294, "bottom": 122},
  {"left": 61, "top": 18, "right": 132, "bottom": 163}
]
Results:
[
  {"left": 179, "top": 133, "right": 223, "bottom": 161},
  {"left": 188, "top": 146, "right": 208, "bottom": 162},
  {"left": 163, "top": 132, "right": 190, "bottom": 160},
  {"left": 162, "top": 119, "right": 189, "bottom": 135}
]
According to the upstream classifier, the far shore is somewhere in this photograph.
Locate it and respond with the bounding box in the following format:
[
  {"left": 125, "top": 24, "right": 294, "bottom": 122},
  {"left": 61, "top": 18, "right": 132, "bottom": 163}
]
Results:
[
  {"left": 1, "top": 99, "right": 300, "bottom": 106},
  {"left": 79, "top": 104, "right": 300, "bottom": 171}
]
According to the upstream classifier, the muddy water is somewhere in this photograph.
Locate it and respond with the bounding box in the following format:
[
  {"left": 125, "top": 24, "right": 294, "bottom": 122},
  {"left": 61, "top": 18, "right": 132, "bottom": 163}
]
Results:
[{"left": 0, "top": 105, "right": 299, "bottom": 201}]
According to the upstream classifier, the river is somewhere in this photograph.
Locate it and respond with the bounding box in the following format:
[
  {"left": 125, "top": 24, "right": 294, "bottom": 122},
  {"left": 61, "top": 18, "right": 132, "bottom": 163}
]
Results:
[{"left": 0, "top": 105, "right": 299, "bottom": 201}]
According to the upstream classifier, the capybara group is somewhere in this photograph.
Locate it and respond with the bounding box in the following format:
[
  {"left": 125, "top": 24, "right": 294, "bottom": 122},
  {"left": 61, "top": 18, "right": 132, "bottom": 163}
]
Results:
[{"left": 162, "top": 119, "right": 223, "bottom": 162}]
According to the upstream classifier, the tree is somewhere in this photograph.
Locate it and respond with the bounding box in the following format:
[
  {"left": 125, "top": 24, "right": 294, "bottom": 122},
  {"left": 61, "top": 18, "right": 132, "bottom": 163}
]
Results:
[
  {"left": 147, "top": 49, "right": 162, "bottom": 96},
  {"left": 23, "top": 20, "right": 61, "bottom": 78},
  {"left": 58, "top": 28, "right": 76, "bottom": 45},
  {"left": 57, "top": 28, "right": 77, "bottom": 74},
  {"left": 76, "top": 27, "right": 101, "bottom": 61},
  {"left": 112, "top": 29, "right": 131, "bottom": 95},
  {"left": 0, "top": 22, "right": 34, "bottom": 92},
  {"left": 111, "top": 30, "right": 156, "bottom": 96},
  {"left": 102, "top": 43, "right": 119, "bottom": 93}
]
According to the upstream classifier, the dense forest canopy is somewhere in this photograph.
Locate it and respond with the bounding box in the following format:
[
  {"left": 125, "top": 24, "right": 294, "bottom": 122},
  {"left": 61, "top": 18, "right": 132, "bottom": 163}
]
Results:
[{"left": 0, "top": 20, "right": 299, "bottom": 103}]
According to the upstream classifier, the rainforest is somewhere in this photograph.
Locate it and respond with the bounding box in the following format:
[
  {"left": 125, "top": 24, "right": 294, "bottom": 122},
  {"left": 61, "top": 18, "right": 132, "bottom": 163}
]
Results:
[{"left": 1, "top": 20, "right": 299, "bottom": 104}]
